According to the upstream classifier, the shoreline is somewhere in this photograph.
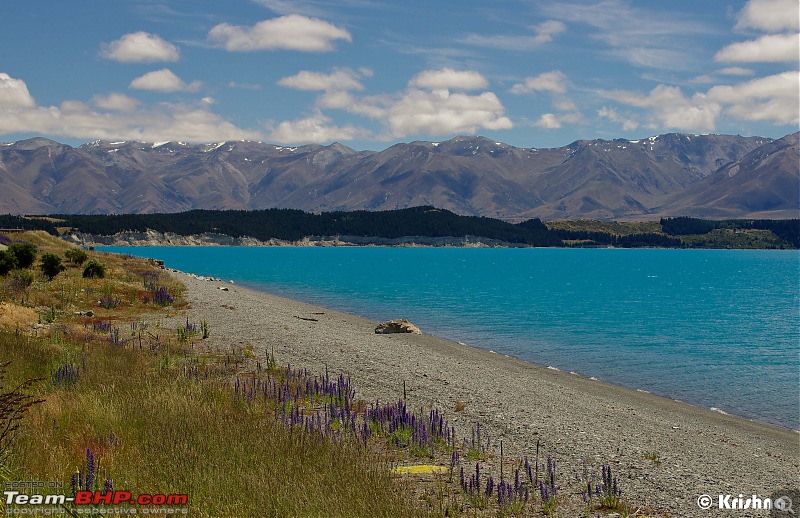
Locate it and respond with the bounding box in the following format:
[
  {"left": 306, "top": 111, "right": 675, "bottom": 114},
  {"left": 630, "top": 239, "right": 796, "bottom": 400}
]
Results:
[{"left": 170, "top": 269, "right": 799, "bottom": 517}]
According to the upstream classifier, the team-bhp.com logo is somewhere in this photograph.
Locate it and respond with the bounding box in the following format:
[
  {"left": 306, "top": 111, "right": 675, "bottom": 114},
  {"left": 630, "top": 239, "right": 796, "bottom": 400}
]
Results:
[
  {"left": 5, "top": 489, "right": 188, "bottom": 507},
  {"left": 697, "top": 489, "right": 798, "bottom": 515}
]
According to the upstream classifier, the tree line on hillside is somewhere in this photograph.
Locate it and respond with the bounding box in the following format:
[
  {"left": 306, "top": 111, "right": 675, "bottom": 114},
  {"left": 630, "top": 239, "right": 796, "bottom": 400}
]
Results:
[
  {"left": 660, "top": 217, "right": 800, "bottom": 248},
  {"left": 0, "top": 210, "right": 797, "bottom": 249},
  {"left": 53, "top": 207, "right": 562, "bottom": 246}
]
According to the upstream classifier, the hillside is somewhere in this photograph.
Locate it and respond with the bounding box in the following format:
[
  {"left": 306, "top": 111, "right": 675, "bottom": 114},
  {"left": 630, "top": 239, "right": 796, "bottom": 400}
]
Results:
[{"left": 1, "top": 132, "right": 792, "bottom": 220}]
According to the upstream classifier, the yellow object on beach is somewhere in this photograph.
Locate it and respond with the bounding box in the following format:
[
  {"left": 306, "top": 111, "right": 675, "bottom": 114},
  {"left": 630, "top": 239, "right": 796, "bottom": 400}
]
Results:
[{"left": 391, "top": 465, "right": 448, "bottom": 475}]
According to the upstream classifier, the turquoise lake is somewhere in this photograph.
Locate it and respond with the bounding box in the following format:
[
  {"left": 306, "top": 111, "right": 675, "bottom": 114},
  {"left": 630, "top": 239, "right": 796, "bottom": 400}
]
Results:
[{"left": 101, "top": 246, "right": 800, "bottom": 430}]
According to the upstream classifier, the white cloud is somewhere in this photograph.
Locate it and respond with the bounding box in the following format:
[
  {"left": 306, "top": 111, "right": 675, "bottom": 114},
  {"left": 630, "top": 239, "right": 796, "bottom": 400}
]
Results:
[
  {"left": 715, "top": 32, "right": 800, "bottom": 63},
  {"left": 409, "top": 68, "right": 489, "bottom": 91},
  {"left": 532, "top": 20, "right": 566, "bottom": 43},
  {"left": 510, "top": 71, "right": 568, "bottom": 94},
  {"left": 130, "top": 69, "right": 201, "bottom": 93},
  {"left": 267, "top": 111, "right": 364, "bottom": 143},
  {"left": 735, "top": 0, "right": 800, "bottom": 32},
  {"left": 0, "top": 73, "right": 36, "bottom": 108},
  {"left": 278, "top": 68, "right": 366, "bottom": 91},
  {"left": 91, "top": 93, "right": 140, "bottom": 112},
  {"left": 541, "top": 0, "right": 709, "bottom": 70},
  {"left": 717, "top": 67, "right": 755, "bottom": 76},
  {"left": 208, "top": 15, "right": 351, "bottom": 52},
  {"left": 603, "top": 84, "right": 721, "bottom": 131},
  {"left": 384, "top": 89, "right": 513, "bottom": 138},
  {"left": 533, "top": 111, "right": 583, "bottom": 129},
  {"left": 0, "top": 73, "right": 261, "bottom": 143},
  {"left": 707, "top": 71, "right": 800, "bottom": 124},
  {"left": 458, "top": 20, "right": 565, "bottom": 51},
  {"left": 535, "top": 113, "right": 561, "bottom": 129},
  {"left": 597, "top": 106, "right": 639, "bottom": 131},
  {"left": 99, "top": 32, "right": 180, "bottom": 63}
]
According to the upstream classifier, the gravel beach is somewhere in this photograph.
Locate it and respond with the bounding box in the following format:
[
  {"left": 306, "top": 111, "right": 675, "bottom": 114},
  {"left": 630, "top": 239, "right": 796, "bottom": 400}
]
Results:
[{"left": 173, "top": 271, "right": 799, "bottom": 517}]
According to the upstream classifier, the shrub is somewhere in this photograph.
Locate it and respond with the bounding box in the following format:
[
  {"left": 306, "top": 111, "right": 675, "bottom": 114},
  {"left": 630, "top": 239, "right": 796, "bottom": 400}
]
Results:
[
  {"left": 7, "top": 243, "right": 37, "bottom": 269},
  {"left": 0, "top": 251, "right": 18, "bottom": 276},
  {"left": 40, "top": 253, "right": 66, "bottom": 280},
  {"left": 82, "top": 260, "right": 106, "bottom": 279},
  {"left": 5, "top": 270, "right": 33, "bottom": 295},
  {"left": 65, "top": 248, "right": 88, "bottom": 266}
]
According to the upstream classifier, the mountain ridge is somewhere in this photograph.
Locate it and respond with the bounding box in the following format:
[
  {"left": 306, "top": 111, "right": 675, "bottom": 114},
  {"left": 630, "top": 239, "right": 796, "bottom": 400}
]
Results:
[{"left": 0, "top": 132, "right": 796, "bottom": 220}]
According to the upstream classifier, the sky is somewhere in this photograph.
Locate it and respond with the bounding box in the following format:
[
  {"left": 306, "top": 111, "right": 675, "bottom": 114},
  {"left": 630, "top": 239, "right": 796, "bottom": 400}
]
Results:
[{"left": 0, "top": 0, "right": 798, "bottom": 150}]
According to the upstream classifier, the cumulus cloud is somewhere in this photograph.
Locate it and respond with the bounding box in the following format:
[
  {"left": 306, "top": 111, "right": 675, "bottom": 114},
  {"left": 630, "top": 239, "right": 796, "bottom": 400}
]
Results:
[
  {"left": 715, "top": 33, "right": 800, "bottom": 63},
  {"left": 597, "top": 106, "right": 639, "bottom": 131},
  {"left": 707, "top": 71, "right": 800, "bottom": 124},
  {"left": 717, "top": 67, "right": 755, "bottom": 76},
  {"left": 278, "top": 68, "right": 367, "bottom": 91},
  {"left": 384, "top": 89, "right": 513, "bottom": 137},
  {"left": 735, "top": 0, "right": 800, "bottom": 32},
  {"left": 532, "top": 20, "right": 566, "bottom": 43},
  {"left": 409, "top": 68, "right": 489, "bottom": 91},
  {"left": 129, "top": 69, "right": 201, "bottom": 93},
  {"left": 603, "top": 84, "right": 721, "bottom": 131},
  {"left": 269, "top": 67, "right": 513, "bottom": 141},
  {"left": 99, "top": 32, "right": 180, "bottom": 63},
  {"left": 267, "top": 111, "right": 365, "bottom": 143},
  {"left": 602, "top": 70, "right": 799, "bottom": 131},
  {"left": 534, "top": 114, "right": 561, "bottom": 129},
  {"left": 0, "top": 73, "right": 36, "bottom": 108},
  {"left": 533, "top": 111, "right": 583, "bottom": 129},
  {"left": 510, "top": 71, "right": 568, "bottom": 94},
  {"left": 91, "top": 93, "right": 140, "bottom": 112},
  {"left": 0, "top": 72, "right": 261, "bottom": 143},
  {"left": 208, "top": 14, "right": 351, "bottom": 52}
]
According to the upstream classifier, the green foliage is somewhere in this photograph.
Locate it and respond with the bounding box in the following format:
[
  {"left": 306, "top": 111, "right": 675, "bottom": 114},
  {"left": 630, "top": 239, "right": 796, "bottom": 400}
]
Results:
[
  {"left": 82, "top": 260, "right": 106, "bottom": 279},
  {"left": 661, "top": 217, "right": 799, "bottom": 248},
  {"left": 57, "top": 207, "right": 565, "bottom": 246},
  {"left": 7, "top": 243, "right": 37, "bottom": 269},
  {"left": 64, "top": 248, "right": 88, "bottom": 265},
  {"left": 39, "top": 253, "right": 66, "bottom": 280},
  {"left": 0, "top": 251, "right": 18, "bottom": 276}
]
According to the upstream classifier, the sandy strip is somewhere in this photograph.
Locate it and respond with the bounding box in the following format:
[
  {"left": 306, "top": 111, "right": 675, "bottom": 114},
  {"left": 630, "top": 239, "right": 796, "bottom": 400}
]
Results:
[{"left": 172, "top": 271, "right": 799, "bottom": 517}]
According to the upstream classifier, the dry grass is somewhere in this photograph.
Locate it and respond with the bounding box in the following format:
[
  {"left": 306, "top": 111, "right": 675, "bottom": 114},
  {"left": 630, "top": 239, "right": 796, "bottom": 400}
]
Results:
[
  {"left": 0, "top": 232, "right": 416, "bottom": 516},
  {"left": 0, "top": 303, "right": 37, "bottom": 330}
]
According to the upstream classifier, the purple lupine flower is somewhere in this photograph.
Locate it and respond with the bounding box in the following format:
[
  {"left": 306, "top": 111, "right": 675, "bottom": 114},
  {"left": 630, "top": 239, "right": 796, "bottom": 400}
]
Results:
[
  {"left": 103, "top": 478, "right": 113, "bottom": 494},
  {"left": 85, "top": 448, "right": 95, "bottom": 491}
]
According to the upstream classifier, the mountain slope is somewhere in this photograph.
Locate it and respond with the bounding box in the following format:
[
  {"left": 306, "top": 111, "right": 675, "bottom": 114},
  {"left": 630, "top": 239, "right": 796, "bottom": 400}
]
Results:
[
  {"left": 0, "top": 133, "right": 789, "bottom": 219},
  {"left": 654, "top": 132, "right": 800, "bottom": 219}
]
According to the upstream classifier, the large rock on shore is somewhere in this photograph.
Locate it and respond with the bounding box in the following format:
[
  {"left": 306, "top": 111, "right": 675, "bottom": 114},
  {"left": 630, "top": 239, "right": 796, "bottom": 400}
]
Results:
[{"left": 375, "top": 319, "right": 421, "bottom": 334}]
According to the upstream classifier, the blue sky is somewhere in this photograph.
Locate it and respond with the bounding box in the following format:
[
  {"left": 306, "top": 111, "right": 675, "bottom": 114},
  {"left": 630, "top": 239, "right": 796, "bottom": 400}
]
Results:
[{"left": 1, "top": 0, "right": 797, "bottom": 150}]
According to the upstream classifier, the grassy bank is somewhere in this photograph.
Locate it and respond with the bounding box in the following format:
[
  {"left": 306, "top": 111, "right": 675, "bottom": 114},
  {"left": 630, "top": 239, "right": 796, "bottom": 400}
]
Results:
[
  {"left": 0, "top": 231, "right": 645, "bottom": 517},
  {"left": 0, "top": 232, "right": 413, "bottom": 516}
]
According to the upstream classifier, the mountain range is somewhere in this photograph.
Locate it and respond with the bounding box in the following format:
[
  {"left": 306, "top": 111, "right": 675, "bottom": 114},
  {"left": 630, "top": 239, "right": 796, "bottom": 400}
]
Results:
[{"left": 0, "top": 132, "right": 797, "bottom": 220}]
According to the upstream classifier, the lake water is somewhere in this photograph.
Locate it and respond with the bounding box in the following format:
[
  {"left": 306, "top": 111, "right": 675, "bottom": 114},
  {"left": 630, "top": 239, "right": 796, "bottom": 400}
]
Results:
[{"left": 101, "top": 246, "right": 800, "bottom": 430}]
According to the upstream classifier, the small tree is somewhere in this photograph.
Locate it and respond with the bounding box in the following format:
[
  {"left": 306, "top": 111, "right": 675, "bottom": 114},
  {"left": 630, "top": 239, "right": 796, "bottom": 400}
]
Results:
[
  {"left": 40, "top": 253, "right": 66, "bottom": 280},
  {"left": 7, "top": 243, "right": 37, "bottom": 269},
  {"left": 0, "top": 251, "right": 18, "bottom": 276},
  {"left": 82, "top": 260, "right": 106, "bottom": 279},
  {"left": 65, "top": 248, "right": 88, "bottom": 266}
]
